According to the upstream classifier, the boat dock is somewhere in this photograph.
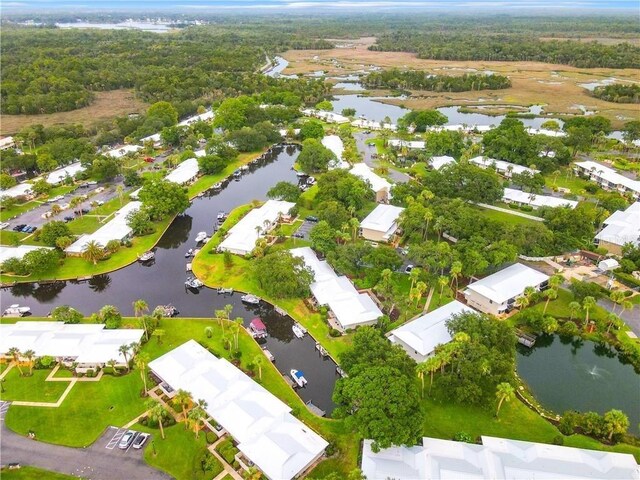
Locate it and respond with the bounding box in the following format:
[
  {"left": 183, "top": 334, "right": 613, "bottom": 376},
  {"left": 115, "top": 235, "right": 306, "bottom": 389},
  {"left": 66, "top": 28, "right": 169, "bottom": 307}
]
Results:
[
  {"left": 305, "top": 400, "right": 326, "bottom": 417},
  {"left": 315, "top": 342, "right": 329, "bottom": 357},
  {"left": 516, "top": 329, "right": 537, "bottom": 348}
]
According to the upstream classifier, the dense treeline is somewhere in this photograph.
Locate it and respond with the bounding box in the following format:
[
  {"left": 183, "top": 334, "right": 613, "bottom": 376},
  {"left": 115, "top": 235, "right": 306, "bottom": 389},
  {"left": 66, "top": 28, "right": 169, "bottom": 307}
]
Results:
[
  {"left": 0, "top": 26, "right": 331, "bottom": 115},
  {"left": 363, "top": 70, "right": 511, "bottom": 92},
  {"left": 592, "top": 84, "right": 640, "bottom": 104},
  {"left": 369, "top": 33, "right": 640, "bottom": 68}
]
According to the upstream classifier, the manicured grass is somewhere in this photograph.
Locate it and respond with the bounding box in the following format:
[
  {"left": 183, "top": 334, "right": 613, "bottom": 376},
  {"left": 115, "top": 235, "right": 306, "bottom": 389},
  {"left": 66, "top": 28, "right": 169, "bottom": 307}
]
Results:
[
  {"left": 0, "top": 368, "right": 68, "bottom": 403},
  {"left": 140, "top": 423, "right": 212, "bottom": 480},
  {"left": 187, "top": 150, "right": 265, "bottom": 198},
  {"left": 545, "top": 169, "right": 594, "bottom": 195},
  {"left": 275, "top": 219, "right": 303, "bottom": 236},
  {"left": 474, "top": 205, "right": 540, "bottom": 226},
  {"left": 4, "top": 372, "right": 146, "bottom": 447},
  {"left": 0, "top": 466, "right": 80, "bottom": 480}
]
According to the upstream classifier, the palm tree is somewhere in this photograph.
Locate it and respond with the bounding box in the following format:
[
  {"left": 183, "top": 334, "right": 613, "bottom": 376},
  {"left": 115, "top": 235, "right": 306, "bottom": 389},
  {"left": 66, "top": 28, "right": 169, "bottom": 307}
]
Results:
[
  {"left": 415, "top": 281, "right": 427, "bottom": 308},
  {"left": 146, "top": 399, "right": 169, "bottom": 440},
  {"left": 82, "top": 240, "right": 105, "bottom": 265},
  {"left": 416, "top": 361, "right": 429, "bottom": 398},
  {"left": 253, "top": 354, "right": 265, "bottom": 380},
  {"left": 133, "top": 352, "right": 149, "bottom": 395},
  {"left": 187, "top": 407, "right": 205, "bottom": 439},
  {"left": 133, "top": 299, "right": 149, "bottom": 318},
  {"left": 118, "top": 344, "right": 131, "bottom": 372},
  {"left": 409, "top": 267, "right": 421, "bottom": 292},
  {"left": 605, "top": 313, "right": 621, "bottom": 334},
  {"left": 515, "top": 294, "right": 529, "bottom": 310},
  {"left": 214, "top": 309, "right": 226, "bottom": 330},
  {"left": 569, "top": 301, "right": 581, "bottom": 321},
  {"left": 7, "top": 348, "right": 24, "bottom": 376},
  {"left": 24, "top": 349, "right": 35, "bottom": 376},
  {"left": 437, "top": 275, "right": 449, "bottom": 304},
  {"left": 495, "top": 382, "right": 515, "bottom": 417},
  {"left": 153, "top": 329, "right": 165, "bottom": 344},
  {"left": 542, "top": 288, "right": 558, "bottom": 314},
  {"left": 116, "top": 185, "right": 124, "bottom": 206},
  {"left": 423, "top": 355, "right": 441, "bottom": 396},
  {"left": 422, "top": 209, "right": 433, "bottom": 241},
  {"left": 70, "top": 197, "right": 83, "bottom": 217},
  {"left": 523, "top": 286, "right": 536, "bottom": 303},
  {"left": 107, "top": 359, "right": 118, "bottom": 375},
  {"left": 449, "top": 261, "right": 462, "bottom": 292},
  {"left": 603, "top": 409, "right": 630, "bottom": 442},
  {"left": 582, "top": 296, "right": 597, "bottom": 328},
  {"left": 231, "top": 317, "right": 243, "bottom": 350},
  {"left": 223, "top": 304, "right": 233, "bottom": 321},
  {"left": 51, "top": 204, "right": 62, "bottom": 216},
  {"left": 619, "top": 300, "right": 633, "bottom": 318},
  {"left": 609, "top": 290, "right": 625, "bottom": 312},
  {"left": 174, "top": 389, "right": 192, "bottom": 423},
  {"left": 349, "top": 217, "right": 360, "bottom": 242}
]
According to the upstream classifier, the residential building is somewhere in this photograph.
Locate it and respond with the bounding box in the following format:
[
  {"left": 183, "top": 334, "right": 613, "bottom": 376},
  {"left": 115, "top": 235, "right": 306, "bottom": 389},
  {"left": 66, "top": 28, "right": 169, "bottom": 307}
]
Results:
[
  {"left": 0, "top": 183, "right": 34, "bottom": 199},
  {"left": 104, "top": 144, "right": 142, "bottom": 159},
  {"left": 502, "top": 188, "right": 578, "bottom": 209},
  {"left": 388, "top": 139, "right": 426, "bottom": 150},
  {"left": 388, "top": 301, "right": 474, "bottom": 362},
  {"left": 0, "top": 245, "right": 54, "bottom": 264},
  {"left": 149, "top": 340, "right": 328, "bottom": 480},
  {"left": 574, "top": 161, "right": 640, "bottom": 199},
  {"left": 0, "top": 322, "right": 143, "bottom": 372},
  {"left": 359, "top": 204, "right": 404, "bottom": 242},
  {"left": 301, "top": 109, "right": 349, "bottom": 124},
  {"left": 349, "top": 163, "right": 393, "bottom": 203},
  {"left": 177, "top": 109, "right": 214, "bottom": 127},
  {"left": 429, "top": 155, "right": 456, "bottom": 171},
  {"left": 321, "top": 135, "right": 349, "bottom": 169},
  {"left": 65, "top": 201, "right": 142, "bottom": 255},
  {"left": 526, "top": 127, "right": 567, "bottom": 137},
  {"left": 164, "top": 157, "right": 200, "bottom": 185},
  {"left": 0, "top": 136, "right": 16, "bottom": 150},
  {"left": 291, "top": 247, "right": 383, "bottom": 330},
  {"left": 361, "top": 435, "right": 640, "bottom": 480},
  {"left": 219, "top": 200, "right": 295, "bottom": 256},
  {"left": 140, "top": 133, "right": 162, "bottom": 147},
  {"left": 463, "top": 263, "right": 549, "bottom": 315},
  {"left": 595, "top": 202, "right": 640, "bottom": 255},
  {"left": 469, "top": 156, "right": 539, "bottom": 178},
  {"left": 351, "top": 119, "right": 397, "bottom": 131},
  {"left": 46, "top": 162, "right": 86, "bottom": 185}
]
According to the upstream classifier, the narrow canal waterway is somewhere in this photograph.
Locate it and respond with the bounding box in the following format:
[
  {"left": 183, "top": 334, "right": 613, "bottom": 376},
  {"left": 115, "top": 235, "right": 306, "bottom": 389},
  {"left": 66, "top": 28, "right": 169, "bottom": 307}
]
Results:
[{"left": 3, "top": 144, "right": 338, "bottom": 413}]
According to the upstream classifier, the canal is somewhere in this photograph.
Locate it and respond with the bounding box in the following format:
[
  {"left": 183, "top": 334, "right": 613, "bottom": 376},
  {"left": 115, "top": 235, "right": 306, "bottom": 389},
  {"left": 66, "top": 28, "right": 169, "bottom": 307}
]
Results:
[
  {"left": 517, "top": 334, "right": 640, "bottom": 434},
  {"left": 3, "top": 144, "right": 339, "bottom": 413}
]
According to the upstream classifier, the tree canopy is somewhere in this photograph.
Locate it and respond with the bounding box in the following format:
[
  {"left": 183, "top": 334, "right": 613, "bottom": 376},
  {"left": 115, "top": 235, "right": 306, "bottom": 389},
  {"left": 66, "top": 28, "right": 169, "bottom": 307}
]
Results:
[{"left": 252, "top": 250, "right": 314, "bottom": 299}]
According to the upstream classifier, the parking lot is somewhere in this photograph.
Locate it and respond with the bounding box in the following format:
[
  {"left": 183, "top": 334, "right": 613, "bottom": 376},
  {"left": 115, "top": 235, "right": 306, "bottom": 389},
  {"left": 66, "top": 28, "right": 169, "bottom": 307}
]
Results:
[
  {"left": 98, "top": 426, "right": 150, "bottom": 456},
  {"left": 293, "top": 219, "right": 316, "bottom": 240}
]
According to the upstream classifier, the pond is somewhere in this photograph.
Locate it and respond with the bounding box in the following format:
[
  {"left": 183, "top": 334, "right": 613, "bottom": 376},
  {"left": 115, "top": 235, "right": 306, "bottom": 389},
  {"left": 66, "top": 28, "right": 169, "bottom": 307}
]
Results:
[
  {"left": 2, "top": 144, "right": 339, "bottom": 413},
  {"left": 517, "top": 334, "right": 640, "bottom": 434}
]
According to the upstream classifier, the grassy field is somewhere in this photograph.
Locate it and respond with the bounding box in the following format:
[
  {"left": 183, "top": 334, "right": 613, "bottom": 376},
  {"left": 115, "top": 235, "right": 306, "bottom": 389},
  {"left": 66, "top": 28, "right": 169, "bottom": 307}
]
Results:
[
  {"left": 0, "top": 368, "right": 68, "bottom": 403},
  {"left": 282, "top": 41, "right": 640, "bottom": 127},
  {"left": 474, "top": 205, "right": 541, "bottom": 226},
  {"left": 0, "top": 466, "right": 80, "bottom": 480},
  {"left": 0, "top": 90, "right": 148, "bottom": 136}
]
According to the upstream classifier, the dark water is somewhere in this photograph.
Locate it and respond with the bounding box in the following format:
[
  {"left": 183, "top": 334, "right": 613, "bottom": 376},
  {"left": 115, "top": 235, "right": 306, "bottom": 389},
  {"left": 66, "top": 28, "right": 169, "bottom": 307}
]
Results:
[
  {"left": 2, "top": 144, "right": 338, "bottom": 413},
  {"left": 517, "top": 335, "right": 640, "bottom": 433}
]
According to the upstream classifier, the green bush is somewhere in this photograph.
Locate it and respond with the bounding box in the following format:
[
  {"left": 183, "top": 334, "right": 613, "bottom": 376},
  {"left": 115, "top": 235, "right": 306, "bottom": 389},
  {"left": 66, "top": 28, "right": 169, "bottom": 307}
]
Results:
[
  {"left": 453, "top": 431, "right": 474, "bottom": 443},
  {"left": 329, "top": 328, "right": 342, "bottom": 337},
  {"left": 86, "top": 369, "right": 95, "bottom": 378},
  {"left": 553, "top": 435, "right": 564, "bottom": 445},
  {"left": 205, "top": 430, "right": 218, "bottom": 444}
]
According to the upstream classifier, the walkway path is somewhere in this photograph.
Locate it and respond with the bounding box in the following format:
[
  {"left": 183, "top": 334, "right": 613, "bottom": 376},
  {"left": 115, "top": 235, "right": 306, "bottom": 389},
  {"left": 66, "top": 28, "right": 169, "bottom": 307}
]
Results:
[
  {"left": 209, "top": 437, "right": 243, "bottom": 480},
  {"left": 422, "top": 287, "right": 435, "bottom": 313},
  {"left": 475, "top": 203, "right": 544, "bottom": 221}
]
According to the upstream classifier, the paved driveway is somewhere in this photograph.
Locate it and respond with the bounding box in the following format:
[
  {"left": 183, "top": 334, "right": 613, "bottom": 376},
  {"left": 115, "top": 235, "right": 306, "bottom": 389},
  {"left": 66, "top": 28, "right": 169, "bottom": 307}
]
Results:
[
  {"left": 0, "top": 404, "right": 171, "bottom": 480},
  {"left": 353, "top": 132, "right": 411, "bottom": 184},
  {"left": 598, "top": 298, "right": 640, "bottom": 336}
]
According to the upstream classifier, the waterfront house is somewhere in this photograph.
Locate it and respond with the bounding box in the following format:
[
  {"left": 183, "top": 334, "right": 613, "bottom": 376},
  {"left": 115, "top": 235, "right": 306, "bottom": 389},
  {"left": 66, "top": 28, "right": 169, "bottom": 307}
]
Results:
[
  {"left": 349, "top": 163, "right": 393, "bottom": 203},
  {"left": 359, "top": 204, "right": 404, "bottom": 242},
  {"left": 469, "top": 156, "right": 539, "bottom": 178},
  {"left": 46, "top": 162, "right": 86, "bottom": 185},
  {"left": 502, "top": 188, "right": 578, "bottom": 210}
]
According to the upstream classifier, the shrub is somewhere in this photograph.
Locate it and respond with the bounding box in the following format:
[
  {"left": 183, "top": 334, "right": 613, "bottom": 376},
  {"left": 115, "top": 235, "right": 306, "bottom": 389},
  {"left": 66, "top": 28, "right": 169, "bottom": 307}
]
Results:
[
  {"left": 453, "top": 431, "right": 474, "bottom": 443},
  {"left": 552, "top": 435, "right": 564, "bottom": 445},
  {"left": 329, "top": 328, "right": 342, "bottom": 337},
  {"left": 205, "top": 430, "right": 218, "bottom": 444},
  {"left": 86, "top": 369, "right": 95, "bottom": 378},
  {"left": 558, "top": 321, "right": 579, "bottom": 338}
]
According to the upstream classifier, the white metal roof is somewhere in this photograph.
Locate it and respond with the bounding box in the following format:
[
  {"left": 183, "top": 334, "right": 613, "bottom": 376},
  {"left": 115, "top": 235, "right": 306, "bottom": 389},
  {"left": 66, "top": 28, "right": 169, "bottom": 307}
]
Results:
[
  {"left": 575, "top": 161, "right": 640, "bottom": 195},
  {"left": 140, "top": 133, "right": 162, "bottom": 144},
  {"left": 430, "top": 155, "right": 456, "bottom": 170},
  {"left": 177, "top": 110, "right": 214, "bottom": 127},
  {"left": 0, "top": 183, "right": 33, "bottom": 198},
  {"left": 526, "top": 127, "right": 567, "bottom": 138},
  {"left": 104, "top": 145, "right": 142, "bottom": 159},
  {"left": 469, "top": 156, "right": 540, "bottom": 176},
  {"left": 321, "top": 135, "right": 345, "bottom": 167},
  {"left": 502, "top": 188, "right": 578, "bottom": 209},
  {"left": 362, "top": 435, "right": 640, "bottom": 480},
  {"left": 290, "top": 247, "right": 383, "bottom": 329},
  {"left": 301, "top": 109, "right": 349, "bottom": 124},
  {"left": 0, "top": 136, "right": 15, "bottom": 149},
  {"left": 465, "top": 263, "right": 549, "bottom": 305},
  {"left": 165, "top": 157, "right": 199, "bottom": 184},
  {"left": 0, "top": 245, "right": 54, "bottom": 263},
  {"left": 389, "top": 301, "right": 474, "bottom": 358},
  {"left": 46, "top": 162, "right": 86, "bottom": 185},
  {"left": 360, "top": 204, "right": 404, "bottom": 238},
  {"left": 595, "top": 202, "right": 640, "bottom": 248},
  {"left": 350, "top": 163, "right": 393, "bottom": 195},
  {"left": 219, "top": 200, "right": 295, "bottom": 256},
  {"left": 149, "top": 340, "right": 328, "bottom": 480},
  {"left": 0, "top": 322, "right": 143, "bottom": 364},
  {"left": 65, "top": 201, "right": 142, "bottom": 253},
  {"left": 351, "top": 119, "right": 397, "bottom": 131},
  {"left": 388, "top": 139, "right": 426, "bottom": 149}
]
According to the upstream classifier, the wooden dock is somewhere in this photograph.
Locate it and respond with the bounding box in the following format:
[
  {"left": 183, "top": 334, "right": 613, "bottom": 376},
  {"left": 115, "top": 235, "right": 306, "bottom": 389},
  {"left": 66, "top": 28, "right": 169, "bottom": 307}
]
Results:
[
  {"left": 305, "top": 400, "right": 326, "bottom": 417},
  {"left": 516, "top": 329, "right": 537, "bottom": 348}
]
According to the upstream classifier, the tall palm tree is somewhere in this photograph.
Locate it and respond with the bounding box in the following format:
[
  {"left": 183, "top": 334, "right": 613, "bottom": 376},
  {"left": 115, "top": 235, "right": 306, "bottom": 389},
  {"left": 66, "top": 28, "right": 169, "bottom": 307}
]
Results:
[
  {"left": 569, "top": 301, "right": 581, "bottom": 321},
  {"left": 523, "top": 286, "right": 536, "bottom": 303},
  {"left": 118, "top": 344, "right": 131, "bottom": 372},
  {"left": 82, "top": 240, "right": 105, "bottom": 265},
  {"left": 415, "top": 281, "right": 427, "bottom": 308},
  {"left": 416, "top": 361, "right": 429, "bottom": 398},
  {"left": 70, "top": 197, "right": 83, "bottom": 217},
  {"left": 133, "top": 299, "right": 149, "bottom": 318},
  {"left": 24, "top": 349, "right": 35, "bottom": 376},
  {"left": 135, "top": 353, "right": 150, "bottom": 396},
  {"left": 449, "top": 261, "right": 462, "bottom": 292},
  {"left": 116, "top": 185, "right": 124, "bottom": 206},
  {"left": 422, "top": 209, "right": 433, "bottom": 241},
  {"left": 223, "top": 304, "right": 233, "bottom": 321},
  {"left": 174, "top": 389, "right": 192, "bottom": 424},
  {"left": 542, "top": 288, "right": 558, "bottom": 314},
  {"left": 409, "top": 267, "right": 421, "bottom": 292},
  {"left": 232, "top": 317, "right": 243, "bottom": 350},
  {"left": 424, "top": 355, "right": 441, "bottom": 396},
  {"left": 605, "top": 313, "right": 620, "bottom": 334},
  {"left": 582, "top": 296, "right": 597, "bottom": 328},
  {"left": 145, "top": 399, "right": 169, "bottom": 440},
  {"left": 604, "top": 409, "right": 630, "bottom": 442},
  {"left": 438, "top": 275, "right": 449, "bottom": 304},
  {"left": 495, "top": 382, "right": 515, "bottom": 417},
  {"left": 609, "top": 290, "right": 625, "bottom": 313},
  {"left": 619, "top": 300, "right": 633, "bottom": 318},
  {"left": 349, "top": 217, "right": 360, "bottom": 242},
  {"left": 7, "top": 347, "right": 24, "bottom": 376},
  {"left": 214, "top": 309, "right": 226, "bottom": 331},
  {"left": 187, "top": 407, "right": 205, "bottom": 439},
  {"left": 253, "top": 354, "right": 265, "bottom": 380}
]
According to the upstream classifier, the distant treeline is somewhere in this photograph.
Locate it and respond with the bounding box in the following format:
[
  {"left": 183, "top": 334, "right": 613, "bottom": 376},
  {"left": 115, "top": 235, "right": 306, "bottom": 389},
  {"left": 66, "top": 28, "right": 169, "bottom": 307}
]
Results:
[
  {"left": 369, "top": 33, "right": 640, "bottom": 69},
  {"left": 363, "top": 69, "right": 511, "bottom": 92},
  {"left": 0, "top": 27, "right": 332, "bottom": 115},
  {"left": 592, "top": 84, "right": 640, "bottom": 104}
]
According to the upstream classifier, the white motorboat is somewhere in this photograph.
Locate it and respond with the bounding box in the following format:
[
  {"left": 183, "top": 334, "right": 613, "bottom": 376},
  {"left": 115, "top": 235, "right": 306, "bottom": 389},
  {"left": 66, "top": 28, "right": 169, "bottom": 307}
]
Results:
[
  {"left": 185, "top": 249, "right": 193, "bottom": 258},
  {"left": 241, "top": 294, "right": 261, "bottom": 305},
  {"left": 216, "top": 287, "right": 234, "bottom": 295},
  {"left": 185, "top": 277, "right": 204, "bottom": 289},
  {"left": 138, "top": 251, "right": 155, "bottom": 262},
  {"left": 296, "top": 171, "right": 307, "bottom": 178},
  {"left": 216, "top": 211, "right": 227, "bottom": 222},
  {"left": 262, "top": 348, "right": 275, "bottom": 362},
  {"left": 240, "top": 165, "right": 249, "bottom": 172},
  {"left": 3, "top": 304, "right": 31, "bottom": 317},
  {"left": 290, "top": 369, "right": 307, "bottom": 387},
  {"left": 195, "top": 232, "right": 207, "bottom": 243},
  {"left": 274, "top": 306, "right": 287, "bottom": 316},
  {"left": 213, "top": 182, "right": 223, "bottom": 190},
  {"left": 292, "top": 322, "right": 307, "bottom": 339}
]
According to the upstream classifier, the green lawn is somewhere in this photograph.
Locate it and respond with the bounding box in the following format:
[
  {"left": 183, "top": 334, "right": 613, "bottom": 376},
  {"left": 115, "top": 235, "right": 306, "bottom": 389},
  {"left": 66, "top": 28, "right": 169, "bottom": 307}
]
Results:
[
  {"left": 4, "top": 372, "right": 146, "bottom": 447},
  {"left": 0, "top": 368, "right": 68, "bottom": 403},
  {"left": 474, "top": 205, "right": 540, "bottom": 226},
  {"left": 0, "top": 466, "right": 80, "bottom": 480},
  {"left": 275, "top": 219, "right": 303, "bottom": 236},
  {"left": 545, "top": 169, "right": 593, "bottom": 195},
  {"left": 187, "top": 150, "right": 265, "bottom": 198}
]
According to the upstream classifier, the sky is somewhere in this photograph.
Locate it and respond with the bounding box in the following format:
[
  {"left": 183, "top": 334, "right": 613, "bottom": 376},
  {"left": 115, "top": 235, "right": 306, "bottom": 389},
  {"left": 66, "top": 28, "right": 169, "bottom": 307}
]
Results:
[{"left": 1, "top": 0, "right": 637, "bottom": 11}]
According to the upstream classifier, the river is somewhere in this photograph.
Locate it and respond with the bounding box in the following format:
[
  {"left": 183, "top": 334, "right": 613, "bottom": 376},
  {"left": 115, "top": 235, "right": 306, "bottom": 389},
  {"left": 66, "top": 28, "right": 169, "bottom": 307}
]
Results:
[{"left": 3, "top": 144, "right": 339, "bottom": 413}]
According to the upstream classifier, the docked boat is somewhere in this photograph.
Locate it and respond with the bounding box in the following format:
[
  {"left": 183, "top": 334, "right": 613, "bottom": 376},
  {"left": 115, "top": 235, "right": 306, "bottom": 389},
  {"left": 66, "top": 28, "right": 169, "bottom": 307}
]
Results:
[
  {"left": 233, "top": 169, "right": 242, "bottom": 178},
  {"left": 274, "top": 306, "right": 287, "bottom": 316},
  {"left": 249, "top": 318, "right": 268, "bottom": 339},
  {"left": 290, "top": 369, "right": 307, "bottom": 388},
  {"left": 185, "top": 249, "right": 193, "bottom": 258},
  {"left": 315, "top": 342, "right": 329, "bottom": 357},
  {"left": 216, "top": 211, "right": 227, "bottom": 222},
  {"left": 157, "top": 304, "right": 179, "bottom": 317},
  {"left": 241, "top": 294, "right": 261, "bottom": 305},
  {"left": 186, "top": 263, "right": 192, "bottom": 272},
  {"left": 185, "top": 277, "right": 204, "bottom": 289},
  {"left": 138, "top": 251, "right": 155, "bottom": 262},
  {"left": 213, "top": 182, "right": 223, "bottom": 190},
  {"left": 336, "top": 366, "right": 348, "bottom": 378},
  {"left": 262, "top": 347, "right": 275, "bottom": 362},
  {"left": 3, "top": 304, "right": 31, "bottom": 317},
  {"left": 296, "top": 171, "right": 307, "bottom": 178},
  {"left": 195, "top": 232, "right": 208, "bottom": 243},
  {"left": 240, "top": 165, "right": 249, "bottom": 172},
  {"left": 292, "top": 322, "right": 307, "bottom": 339},
  {"left": 216, "top": 287, "right": 234, "bottom": 295}
]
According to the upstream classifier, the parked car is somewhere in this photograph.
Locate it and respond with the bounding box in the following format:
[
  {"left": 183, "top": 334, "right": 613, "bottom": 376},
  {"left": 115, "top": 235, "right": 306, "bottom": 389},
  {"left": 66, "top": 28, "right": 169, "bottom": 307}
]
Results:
[
  {"left": 118, "top": 430, "right": 136, "bottom": 450},
  {"left": 13, "top": 224, "right": 26, "bottom": 231},
  {"left": 79, "top": 183, "right": 90, "bottom": 188},
  {"left": 64, "top": 216, "right": 74, "bottom": 222},
  {"left": 81, "top": 208, "right": 90, "bottom": 214},
  {"left": 144, "top": 157, "right": 154, "bottom": 163},
  {"left": 404, "top": 264, "right": 414, "bottom": 274},
  {"left": 26, "top": 226, "right": 37, "bottom": 233},
  {"left": 87, "top": 181, "right": 98, "bottom": 186},
  {"left": 305, "top": 216, "right": 319, "bottom": 223},
  {"left": 0, "top": 222, "right": 9, "bottom": 230},
  {"left": 293, "top": 232, "right": 304, "bottom": 238},
  {"left": 20, "top": 225, "right": 31, "bottom": 233},
  {"left": 132, "top": 433, "right": 149, "bottom": 449}
]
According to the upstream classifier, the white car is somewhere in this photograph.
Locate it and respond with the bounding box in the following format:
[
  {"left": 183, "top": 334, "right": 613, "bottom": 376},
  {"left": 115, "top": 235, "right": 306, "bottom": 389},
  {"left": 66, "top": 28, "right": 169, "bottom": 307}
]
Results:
[
  {"left": 404, "top": 264, "right": 414, "bottom": 274},
  {"left": 118, "top": 430, "right": 136, "bottom": 449},
  {"left": 0, "top": 222, "right": 9, "bottom": 230}
]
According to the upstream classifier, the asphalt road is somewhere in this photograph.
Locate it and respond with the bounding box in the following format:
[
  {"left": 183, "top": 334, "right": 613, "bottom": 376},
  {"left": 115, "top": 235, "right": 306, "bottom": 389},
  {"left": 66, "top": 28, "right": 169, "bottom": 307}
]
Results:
[
  {"left": 0, "top": 403, "right": 171, "bottom": 480},
  {"left": 598, "top": 298, "right": 640, "bottom": 337},
  {"left": 353, "top": 132, "right": 411, "bottom": 184}
]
